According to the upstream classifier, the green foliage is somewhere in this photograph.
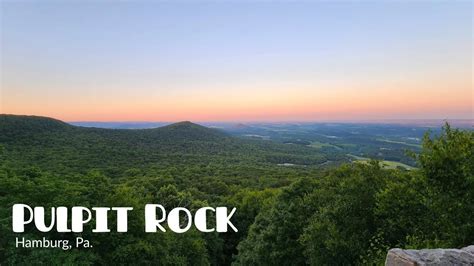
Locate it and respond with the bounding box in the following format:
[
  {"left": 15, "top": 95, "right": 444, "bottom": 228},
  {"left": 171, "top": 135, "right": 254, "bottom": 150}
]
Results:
[
  {"left": 0, "top": 115, "right": 472, "bottom": 265},
  {"left": 235, "top": 178, "right": 318, "bottom": 265},
  {"left": 234, "top": 124, "right": 473, "bottom": 265},
  {"left": 419, "top": 123, "right": 474, "bottom": 192},
  {"left": 0, "top": 115, "right": 322, "bottom": 264},
  {"left": 299, "top": 162, "right": 392, "bottom": 265}
]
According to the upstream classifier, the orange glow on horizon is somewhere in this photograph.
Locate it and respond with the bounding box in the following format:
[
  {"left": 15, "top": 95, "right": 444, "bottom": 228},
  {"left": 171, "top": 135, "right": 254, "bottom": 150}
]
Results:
[{"left": 2, "top": 81, "right": 472, "bottom": 122}]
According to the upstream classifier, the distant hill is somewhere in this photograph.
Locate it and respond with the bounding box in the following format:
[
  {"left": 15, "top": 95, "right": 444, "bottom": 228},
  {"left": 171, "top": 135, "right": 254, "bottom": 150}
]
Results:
[
  {"left": 0, "top": 114, "right": 71, "bottom": 133},
  {"left": 153, "top": 121, "right": 228, "bottom": 141},
  {"left": 0, "top": 115, "right": 328, "bottom": 176}
]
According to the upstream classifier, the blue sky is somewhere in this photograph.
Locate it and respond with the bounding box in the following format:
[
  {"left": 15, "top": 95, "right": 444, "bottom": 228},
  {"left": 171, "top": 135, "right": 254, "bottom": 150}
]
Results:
[{"left": 1, "top": 1, "right": 472, "bottom": 121}]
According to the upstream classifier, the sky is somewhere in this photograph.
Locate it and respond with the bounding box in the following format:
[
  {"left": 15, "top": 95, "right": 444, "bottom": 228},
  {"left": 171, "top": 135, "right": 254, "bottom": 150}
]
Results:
[{"left": 1, "top": 1, "right": 472, "bottom": 122}]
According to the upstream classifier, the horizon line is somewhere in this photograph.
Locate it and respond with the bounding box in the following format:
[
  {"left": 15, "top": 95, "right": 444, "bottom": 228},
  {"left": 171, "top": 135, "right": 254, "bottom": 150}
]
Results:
[
  {"left": 68, "top": 118, "right": 473, "bottom": 123},
  {"left": 67, "top": 119, "right": 473, "bottom": 127},
  {"left": 2, "top": 114, "right": 472, "bottom": 126}
]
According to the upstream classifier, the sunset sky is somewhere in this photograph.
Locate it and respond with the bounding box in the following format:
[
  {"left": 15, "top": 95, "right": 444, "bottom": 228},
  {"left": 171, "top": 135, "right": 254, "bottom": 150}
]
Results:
[{"left": 1, "top": 1, "right": 472, "bottom": 122}]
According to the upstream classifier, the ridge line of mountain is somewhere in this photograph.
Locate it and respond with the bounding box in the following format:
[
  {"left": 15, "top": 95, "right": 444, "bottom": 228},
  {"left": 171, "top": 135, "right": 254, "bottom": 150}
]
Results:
[{"left": 0, "top": 114, "right": 215, "bottom": 132}]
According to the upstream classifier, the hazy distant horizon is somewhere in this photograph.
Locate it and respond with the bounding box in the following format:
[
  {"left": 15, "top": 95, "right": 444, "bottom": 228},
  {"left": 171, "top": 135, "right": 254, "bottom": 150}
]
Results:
[
  {"left": 2, "top": 113, "right": 472, "bottom": 127},
  {"left": 68, "top": 118, "right": 473, "bottom": 128}
]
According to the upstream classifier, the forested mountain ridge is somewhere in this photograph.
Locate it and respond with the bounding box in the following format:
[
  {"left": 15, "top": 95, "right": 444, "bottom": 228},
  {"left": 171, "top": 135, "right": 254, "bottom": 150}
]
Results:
[
  {"left": 0, "top": 114, "right": 72, "bottom": 134},
  {"left": 0, "top": 114, "right": 328, "bottom": 177},
  {"left": 155, "top": 121, "right": 228, "bottom": 140},
  {"left": 0, "top": 115, "right": 226, "bottom": 140}
]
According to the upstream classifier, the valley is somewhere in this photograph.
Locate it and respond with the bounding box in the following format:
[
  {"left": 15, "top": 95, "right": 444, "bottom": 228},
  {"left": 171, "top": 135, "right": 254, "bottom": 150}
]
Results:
[{"left": 70, "top": 120, "right": 456, "bottom": 170}]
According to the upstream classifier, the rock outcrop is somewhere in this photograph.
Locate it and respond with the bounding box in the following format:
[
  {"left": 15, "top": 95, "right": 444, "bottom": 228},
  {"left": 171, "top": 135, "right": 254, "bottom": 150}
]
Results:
[{"left": 385, "top": 246, "right": 474, "bottom": 265}]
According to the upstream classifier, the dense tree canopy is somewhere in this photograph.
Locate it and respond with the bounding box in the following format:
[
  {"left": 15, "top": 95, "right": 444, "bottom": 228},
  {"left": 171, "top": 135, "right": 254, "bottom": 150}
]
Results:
[
  {"left": 236, "top": 124, "right": 473, "bottom": 265},
  {"left": 0, "top": 115, "right": 472, "bottom": 265}
]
